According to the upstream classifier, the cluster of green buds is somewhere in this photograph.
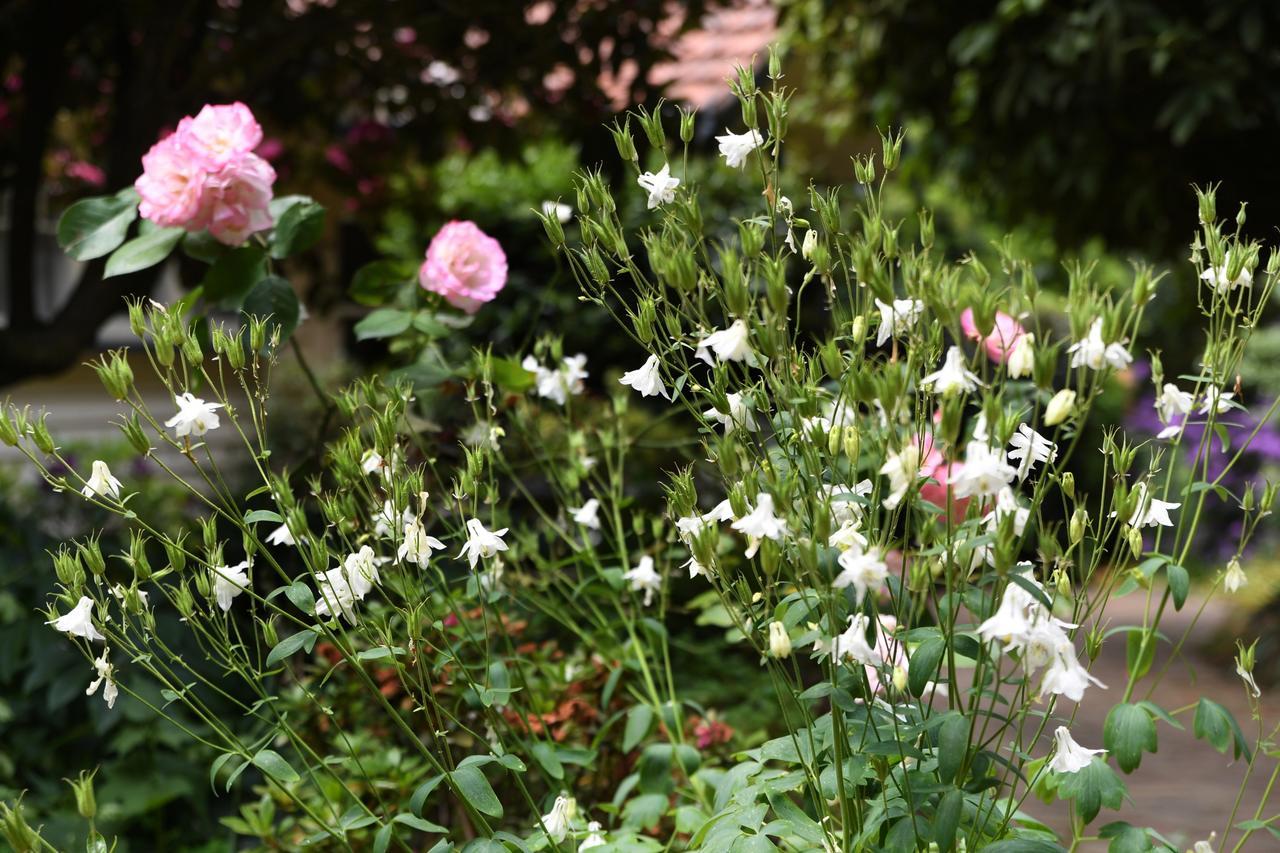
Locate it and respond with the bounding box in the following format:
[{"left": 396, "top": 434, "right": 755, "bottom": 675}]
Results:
[{"left": 90, "top": 349, "right": 135, "bottom": 400}]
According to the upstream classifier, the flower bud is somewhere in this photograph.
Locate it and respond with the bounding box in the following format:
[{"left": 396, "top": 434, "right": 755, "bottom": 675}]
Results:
[
  {"left": 30, "top": 412, "right": 55, "bottom": 454},
  {"left": 1043, "top": 389, "right": 1077, "bottom": 426},
  {"left": 1069, "top": 507, "right": 1087, "bottom": 545},
  {"left": 1060, "top": 471, "right": 1075, "bottom": 501},
  {"left": 120, "top": 412, "right": 152, "bottom": 455},
  {"left": 768, "top": 621, "right": 792, "bottom": 659},
  {"left": 0, "top": 407, "right": 18, "bottom": 446},
  {"left": 1224, "top": 556, "right": 1247, "bottom": 593},
  {"left": 679, "top": 106, "right": 696, "bottom": 144},
  {"left": 68, "top": 769, "right": 97, "bottom": 820},
  {"left": 78, "top": 535, "right": 106, "bottom": 577},
  {"left": 842, "top": 426, "right": 860, "bottom": 461},
  {"left": 1126, "top": 526, "right": 1143, "bottom": 560},
  {"left": 0, "top": 798, "right": 42, "bottom": 851},
  {"left": 851, "top": 315, "right": 867, "bottom": 348}
]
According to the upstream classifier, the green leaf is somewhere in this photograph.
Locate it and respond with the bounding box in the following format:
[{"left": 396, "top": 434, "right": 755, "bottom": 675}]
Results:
[
  {"left": 209, "top": 752, "right": 240, "bottom": 793},
  {"left": 1104, "top": 703, "right": 1157, "bottom": 773},
  {"left": 1124, "top": 630, "right": 1156, "bottom": 681},
  {"left": 57, "top": 189, "right": 139, "bottom": 261},
  {"left": 245, "top": 509, "right": 284, "bottom": 525},
  {"left": 410, "top": 775, "right": 444, "bottom": 815},
  {"left": 936, "top": 712, "right": 969, "bottom": 784},
  {"left": 624, "top": 705, "right": 654, "bottom": 752},
  {"left": 450, "top": 765, "right": 503, "bottom": 818},
  {"left": 284, "top": 582, "right": 315, "bottom": 615},
  {"left": 242, "top": 275, "right": 301, "bottom": 344},
  {"left": 350, "top": 259, "right": 414, "bottom": 306},
  {"left": 1166, "top": 563, "right": 1189, "bottom": 610},
  {"left": 252, "top": 749, "right": 301, "bottom": 784},
  {"left": 1194, "top": 698, "right": 1250, "bottom": 760},
  {"left": 270, "top": 196, "right": 326, "bottom": 259},
  {"left": 489, "top": 356, "right": 536, "bottom": 393},
  {"left": 908, "top": 636, "right": 946, "bottom": 697},
  {"left": 104, "top": 226, "right": 184, "bottom": 277},
  {"left": 933, "top": 788, "right": 962, "bottom": 852},
  {"left": 355, "top": 308, "right": 412, "bottom": 341},
  {"left": 1058, "top": 758, "right": 1125, "bottom": 824},
  {"left": 531, "top": 741, "right": 563, "bottom": 780},
  {"left": 622, "top": 792, "right": 668, "bottom": 830},
  {"left": 202, "top": 245, "right": 268, "bottom": 303},
  {"left": 638, "top": 743, "right": 674, "bottom": 794},
  {"left": 394, "top": 813, "right": 448, "bottom": 834},
  {"left": 373, "top": 823, "right": 394, "bottom": 853},
  {"left": 265, "top": 629, "right": 318, "bottom": 668},
  {"left": 1099, "top": 821, "right": 1153, "bottom": 853},
  {"left": 982, "top": 842, "right": 1067, "bottom": 853}
]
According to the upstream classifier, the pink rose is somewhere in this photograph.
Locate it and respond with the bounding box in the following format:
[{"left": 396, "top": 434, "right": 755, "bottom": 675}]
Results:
[
  {"left": 134, "top": 102, "right": 276, "bottom": 245},
  {"left": 136, "top": 134, "right": 210, "bottom": 229},
  {"left": 175, "top": 102, "right": 263, "bottom": 171},
  {"left": 961, "top": 307, "right": 1025, "bottom": 363},
  {"left": 917, "top": 435, "right": 970, "bottom": 519},
  {"left": 419, "top": 221, "right": 508, "bottom": 313}
]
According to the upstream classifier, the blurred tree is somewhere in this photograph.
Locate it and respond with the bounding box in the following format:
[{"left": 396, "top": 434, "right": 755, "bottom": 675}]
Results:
[
  {"left": 0, "top": 0, "right": 707, "bottom": 386},
  {"left": 782, "top": 0, "right": 1280, "bottom": 256}
]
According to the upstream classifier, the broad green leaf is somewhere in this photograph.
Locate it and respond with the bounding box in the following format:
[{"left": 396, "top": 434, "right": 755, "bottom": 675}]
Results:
[
  {"left": 351, "top": 258, "right": 414, "bottom": 306},
  {"left": 934, "top": 788, "right": 963, "bottom": 852},
  {"left": 638, "top": 743, "right": 674, "bottom": 794},
  {"left": 1124, "top": 630, "right": 1156, "bottom": 681},
  {"left": 252, "top": 749, "right": 301, "bottom": 783},
  {"left": 410, "top": 774, "right": 444, "bottom": 815},
  {"left": 624, "top": 705, "right": 654, "bottom": 752},
  {"left": 1194, "top": 698, "right": 1250, "bottom": 760},
  {"left": 265, "top": 629, "right": 318, "bottom": 668},
  {"left": 982, "top": 841, "right": 1068, "bottom": 853},
  {"left": 202, "top": 245, "right": 267, "bottom": 302},
  {"left": 908, "top": 636, "right": 946, "bottom": 697},
  {"left": 936, "top": 712, "right": 969, "bottom": 784},
  {"left": 104, "top": 226, "right": 183, "bottom": 277},
  {"left": 531, "top": 741, "right": 563, "bottom": 780},
  {"left": 1099, "top": 821, "right": 1154, "bottom": 853},
  {"left": 1104, "top": 703, "right": 1157, "bottom": 773},
  {"left": 245, "top": 509, "right": 284, "bottom": 525},
  {"left": 1166, "top": 563, "right": 1189, "bottom": 609},
  {"left": 57, "top": 189, "right": 139, "bottom": 261},
  {"left": 242, "top": 275, "right": 301, "bottom": 344},
  {"left": 450, "top": 765, "right": 502, "bottom": 818},
  {"left": 284, "top": 582, "right": 314, "bottom": 615},
  {"left": 1058, "top": 758, "right": 1125, "bottom": 824},
  {"left": 355, "top": 308, "right": 412, "bottom": 341},
  {"left": 270, "top": 196, "right": 326, "bottom": 259}
]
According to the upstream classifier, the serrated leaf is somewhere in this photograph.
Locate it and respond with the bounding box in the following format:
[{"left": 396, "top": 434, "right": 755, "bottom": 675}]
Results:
[
  {"left": 1104, "top": 703, "right": 1157, "bottom": 773},
  {"left": 57, "top": 189, "right": 139, "bottom": 260},
  {"left": 1058, "top": 758, "right": 1125, "bottom": 824},
  {"left": 104, "top": 226, "right": 183, "bottom": 277}
]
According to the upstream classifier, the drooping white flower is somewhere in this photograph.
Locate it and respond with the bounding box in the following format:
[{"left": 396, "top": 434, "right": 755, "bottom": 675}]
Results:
[
  {"left": 976, "top": 575, "right": 1044, "bottom": 648},
  {"left": 821, "top": 481, "right": 874, "bottom": 526},
  {"left": 541, "top": 794, "right": 576, "bottom": 843},
  {"left": 833, "top": 547, "right": 889, "bottom": 604},
  {"left": 1044, "top": 388, "right": 1077, "bottom": 426},
  {"left": 683, "top": 555, "right": 711, "bottom": 579},
  {"left": 1006, "top": 332, "right": 1036, "bottom": 379},
  {"left": 1156, "top": 383, "right": 1194, "bottom": 424},
  {"left": 921, "top": 346, "right": 981, "bottom": 396},
  {"left": 637, "top": 163, "right": 679, "bottom": 209},
  {"left": 817, "top": 614, "right": 882, "bottom": 667},
  {"left": 1201, "top": 253, "right": 1252, "bottom": 293},
  {"left": 623, "top": 555, "right": 662, "bottom": 606},
  {"left": 540, "top": 200, "right": 573, "bottom": 223},
  {"left": 211, "top": 561, "right": 251, "bottom": 612},
  {"left": 619, "top": 354, "right": 670, "bottom": 400},
  {"left": 1007, "top": 424, "right": 1058, "bottom": 481},
  {"left": 696, "top": 320, "right": 755, "bottom": 365},
  {"left": 398, "top": 518, "right": 447, "bottom": 568},
  {"left": 360, "top": 449, "right": 384, "bottom": 475},
  {"left": 266, "top": 523, "right": 296, "bottom": 547},
  {"left": 81, "top": 460, "right": 123, "bottom": 500},
  {"left": 731, "top": 492, "right": 788, "bottom": 558},
  {"left": 716, "top": 128, "right": 764, "bottom": 168},
  {"left": 879, "top": 443, "right": 928, "bottom": 510},
  {"left": 951, "top": 442, "right": 1016, "bottom": 499},
  {"left": 314, "top": 566, "right": 357, "bottom": 622},
  {"left": 1067, "top": 319, "right": 1130, "bottom": 370},
  {"left": 1038, "top": 641, "right": 1105, "bottom": 702},
  {"left": 874, "top": 298, "right": 925, "bottom": 347},
  {"left": 1192, "top": 834, "right": 1217, "bottom": 853},
  {"left": 48, "top": 596, "right": 105, "bottom": 642},
  {"left": 524, "top": 354, "right": 589, "bottom": 405},
  {"left": 1199, "top": 386, "right": 1234, "bottom": 416},
  {"left": 375, "top": 500, "right": 415, "bottom": 539},
  {"left": 1119, "top": 481, "right": 1180, "bottom": 528},
  {"left": 983, "top": 487, "right": 1030, "bottom": 536},
  {"left": 86, "top": 648, "right": 119, "bottom": 709},
  {"left": 828, "top": 520, "right": 869, "bottom": 552},
  {"left": 569, "top": 498, "right": 602, "bottom": 530},
  {"left": 458, "top": 518, "right": 509, "bottom": 570},
  {"left": 343, "top": 545, "right": 381, "bottom": 599},
  {"left": 461, "top": 421, "right": 504, "bottom": 450},
  {"left": 1048, "top": 726, "right": 1105, "bottom": 774},
  {"left": 703, "top": 392, "right": 757, "bottom": 435},
  {"left": 1224, "top": 556, "right": 1247, "bottom": 593},
  {"left": 579, "top": 821, "right": 608, "bottom": 850},
  {"left": 768, "top": 621, "right": 792, "bottom": 659},
  {"left": 165, "top": 392, "right": 223, "bottom": 438}
]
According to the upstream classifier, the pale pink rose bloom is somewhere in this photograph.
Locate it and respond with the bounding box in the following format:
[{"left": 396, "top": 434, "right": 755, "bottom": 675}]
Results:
[
  {"left": 917, "top": 435, "right": 970, "bottom": 519},
  {"left": 135, "top": 134, "right": 210, "bottom": 229},
  {"left": 176, "top": 102, "right": 263, "bottom": 170},
  {"left": 961, "top": 307, "right": 1025, "bottom": 363},
  {"left": 204, "top": 152, "right": 276, "bottom": 245},
  {"left": 419, "top": 221, "right": 508, "bottom": 313}
]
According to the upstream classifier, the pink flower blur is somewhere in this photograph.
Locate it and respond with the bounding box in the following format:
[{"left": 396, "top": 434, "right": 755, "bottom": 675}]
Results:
[
  {"left": 134, "top": 101, "right": 277, "bottom": 245},
  {"left": 961, "top": 307, "right": 1025, "bottom": 363},
  {"left": 917, "top": 434, "right": 970, "bottom": 519},
  {"left": 419, "top": 221, "right": 508, "bottom": 314}
]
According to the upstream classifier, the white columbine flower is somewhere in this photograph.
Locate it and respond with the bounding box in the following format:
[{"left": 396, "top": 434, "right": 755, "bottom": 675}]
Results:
[
  {"left": 696, "top": 320, "right": 755, "bottom": 365},
  {"left": 1048, "top": 726, "right": 1105, "bottom": 774},
  {"left": 952, "top": 442, "right": 1016, "bottom": 499},
  {"left": 165, "top": 392, "right": 223, "bottom": 438},
  {"left": 921, "top": 346, "right": 981, "bottom": 396},
  {"left": 343, "top": 545, "right": 382, "bottom": 599},
  {"left": 212, "top": 561, "right": 251, "bottom": 612},
  {"left": 48, "top": 596, "right": 105, "bottom": 642},
  {"left": 879, "top": 442, "right": 927, "bottom": 510},
  {"left": 731, "top": 492, "right": 788, "bottom": 558},
  {"left": 637, "top": 163, "right": 679, "bottom": 209},
  {"left": 314, "top": 566, "right": 357, "bottom": 622},
  {"left": 874, "top": 298, "right": 925, "bottom": 347},
  {"left": 375, "top": 500, "right": 415, "bottom": 539},
  {"left": 619, "top": 354, "right": 670, "bottom": 400},
  {"left": 716, "top": 128, "right": 764, "bottom": 168},
  {"left": 398, "top": 518, "right": 447, "bottom": 568},
  {"left": 81, "top": 460, "right": 123, "bottom": 500},
  {"left": 458, "top": 518, "right": 509, "bottom": 570},
  {"left": 983, "top": 487, "right": 1030, "bottom": 536},
  {"left": 540, "top": 200, "right": 573, "bottom": 223},
  {"left": 1224, "top": 556, "right": 1247, "bottom": 593},
  {"left": 524, "top": 354, "right": 589, "bottom": 405},
  {"left": 1199, "top": 386, "right": 1234, "bottom": 416},
  {"left": 569, "top": 498, "right": 602, "bottom": 530},
  {"left": 1044, "top": 388, "right": 1077, "bottom": 426},
  {"left": 266, "top": 524, "right": 297, "bottom": 547},
  {"left": 1120, "top": 481, "right": 1181, "bottom": 528},
  {"left": 1067, "top": 319, "right": 1131, "bottom": 370},
  {"left": 541, "top": 794, "right": 576, "bottom": 843},
  {"left": 833, "top": 547, "right": 889, "bottom": 604},
  {"left": 1006, "top": 332, "right": 1035, "bottom": 379},
  {"left": 1038, "top": 642, "right": 1106, "bottom": 702},
  {"left": 703, "top": 392, "right": 758, "bottom": 435},
  {"left": 86, "top": 648, "right": 119, "bottom": 709},
  {"left": 818, "top": 614, "right": 882, "bottom": 667},
  {"left": 828, "top": 520, "right": 869, "bottom": 552},
  {"left": 1155, "top": 383, "right": 1195, "bottom": 438},
  {"left": 579, "top": 821, "right": 608, "bottom": 850},
  {"left": 768, "top": 621, "right": 792, "bottom": 659},
  {"left": 624, "top": 555, "right": 662, "bottom": 606},
  {"left": 1007, "top": 424, "right": 1058, "bottom": 481},
  {"left": 1201, "top": 253, "right": 1252, "bottom": 293}
]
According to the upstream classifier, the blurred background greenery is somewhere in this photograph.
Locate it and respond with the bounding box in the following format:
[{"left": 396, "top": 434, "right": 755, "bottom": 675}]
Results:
[{"left": 2, "top": 0, "right": 1279, "bottom": 847}]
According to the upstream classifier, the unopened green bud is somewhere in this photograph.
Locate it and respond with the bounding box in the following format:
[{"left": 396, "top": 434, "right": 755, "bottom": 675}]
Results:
[
  {"left": 120, "top": 412, "right": 151, "bottom": 455},
  {"left": 610, "top": 118, "right": 637, "bottom": 163},
  {"left": 68, "top": 769, "right": 97, "bottom": 820},
  {"left": 0, "top": 407, "right": 18, "bottom": 446},
  {"left": 78, "top": 535, "right": 106, "bottom": 577},
  {"left": 851, "top": 315, "right": 867, "bottom": 348},
  {"left": 1260, "top": 481, "right": 1276, "bottom": 514},
  {"left": 679, "top": 106, "right": 696, "bottom": 144},
  {"left": 842, "top": 426, "right": 860, "bottom": 461},
  {"left": 1044, "top": 389, "right": 1077, "bottom": 426},
  {"left": 1126, "top": 526, "right": 1143, "bottom": 560},
  {"left": 1060, "top": 471, "right": 1075, "bottom": 500},
  {"left": 1069, "top": 508, "right": 1087, "bottom": 545},
  {"left": 30, "top": 413, "right": 55, "bottom": 454},
  {"left": 819, "top": 340, "right": 844, "bottom": 379}
]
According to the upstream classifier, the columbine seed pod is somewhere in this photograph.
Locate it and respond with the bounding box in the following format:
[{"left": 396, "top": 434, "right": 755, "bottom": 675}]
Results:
[
  {"left": 78, "top": 536, "right": 106, "bottom": 576},
  {"left": 0, "top": 408, "right": 19, "bottom": 446},
  {"left": 610, "top": 118, "right": 637, "bottom": 163},
  {"left": 69, "top": 770, "right": 96, "bottom": 820},
  {"left": 30, "top": 413, "right": 55, "bottom": 454},
  {"left": 129, "top": 532, "right": 152, "bottom": 582}
]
